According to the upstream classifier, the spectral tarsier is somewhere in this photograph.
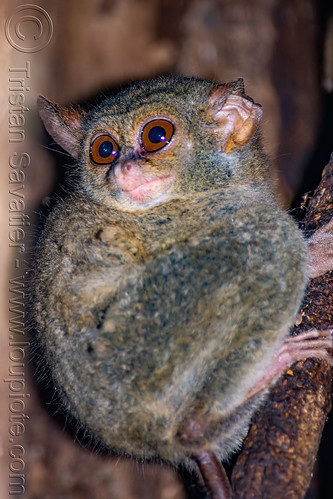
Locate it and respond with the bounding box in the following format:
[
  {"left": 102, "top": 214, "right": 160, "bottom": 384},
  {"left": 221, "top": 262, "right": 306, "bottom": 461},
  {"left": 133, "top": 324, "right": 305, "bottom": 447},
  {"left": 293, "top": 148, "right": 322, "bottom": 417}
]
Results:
[{"left": 32, "top": 77, "right": 333, "bottom": 498}]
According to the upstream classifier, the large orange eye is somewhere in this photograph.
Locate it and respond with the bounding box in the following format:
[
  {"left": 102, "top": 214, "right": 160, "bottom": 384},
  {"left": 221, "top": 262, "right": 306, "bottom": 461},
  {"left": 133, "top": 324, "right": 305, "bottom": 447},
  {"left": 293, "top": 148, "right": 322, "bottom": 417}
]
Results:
[
  {"left": 141, "top": 119, "right": 174, "bottom": 152},
  {"left": 90, "top": 135, "right": 119, "bottom": 165}
]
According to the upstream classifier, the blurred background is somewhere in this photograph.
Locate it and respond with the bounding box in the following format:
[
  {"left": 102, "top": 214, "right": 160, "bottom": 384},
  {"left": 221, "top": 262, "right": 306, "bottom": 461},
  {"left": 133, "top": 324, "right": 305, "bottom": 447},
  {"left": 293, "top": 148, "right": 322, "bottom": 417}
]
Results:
[{"left": 0, "top": 0, "right": 332, "bottom": 497}]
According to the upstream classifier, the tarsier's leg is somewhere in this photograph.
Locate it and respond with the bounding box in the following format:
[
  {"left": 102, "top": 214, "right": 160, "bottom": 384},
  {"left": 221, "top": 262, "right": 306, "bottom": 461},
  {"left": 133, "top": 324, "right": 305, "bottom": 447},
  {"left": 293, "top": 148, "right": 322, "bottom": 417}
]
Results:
[
  {"left": 191, "top": 220, "right": 333, "bottom": 498},
  {"left": 246, "top": 217, "right": 333, "bottom": 404},
  {"left": 191, "top": 329, "right": 332, "bottom": 498}
]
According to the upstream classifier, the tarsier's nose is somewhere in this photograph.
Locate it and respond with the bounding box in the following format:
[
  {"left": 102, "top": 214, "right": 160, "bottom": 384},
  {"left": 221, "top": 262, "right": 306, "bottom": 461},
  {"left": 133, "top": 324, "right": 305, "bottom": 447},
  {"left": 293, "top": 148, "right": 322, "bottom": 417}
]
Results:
[{"left": 118, "top": 146, "right": 142, "bottom": 164}]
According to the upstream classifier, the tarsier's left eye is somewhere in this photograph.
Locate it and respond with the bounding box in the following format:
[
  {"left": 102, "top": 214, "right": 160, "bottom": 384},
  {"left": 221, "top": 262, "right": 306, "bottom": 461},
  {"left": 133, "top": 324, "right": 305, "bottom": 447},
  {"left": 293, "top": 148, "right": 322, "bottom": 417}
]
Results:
[
  {"left": 141, "top": 119, "right": 174, "bottom": 152},
  {"left": 90, "top": 135, "right": 119, "bottom": 165}
]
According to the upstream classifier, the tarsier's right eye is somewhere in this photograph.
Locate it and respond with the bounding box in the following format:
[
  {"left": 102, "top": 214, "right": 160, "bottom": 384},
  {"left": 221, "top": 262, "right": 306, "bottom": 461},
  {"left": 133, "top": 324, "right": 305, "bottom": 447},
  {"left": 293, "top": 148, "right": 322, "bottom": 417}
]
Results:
[{"left": 90, "top": 135, "right": 119, "bottom": 165}]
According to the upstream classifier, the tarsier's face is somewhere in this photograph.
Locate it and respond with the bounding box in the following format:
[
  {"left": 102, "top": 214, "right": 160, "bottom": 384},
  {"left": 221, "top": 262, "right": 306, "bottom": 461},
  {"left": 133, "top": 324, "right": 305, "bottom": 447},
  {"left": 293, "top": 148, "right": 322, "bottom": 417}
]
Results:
[
  {"left": 38, "top": 77, "right": 263, "bottom": 211},
  {"left": 82, "top": 105, "right": 193, "bottom": 210}
]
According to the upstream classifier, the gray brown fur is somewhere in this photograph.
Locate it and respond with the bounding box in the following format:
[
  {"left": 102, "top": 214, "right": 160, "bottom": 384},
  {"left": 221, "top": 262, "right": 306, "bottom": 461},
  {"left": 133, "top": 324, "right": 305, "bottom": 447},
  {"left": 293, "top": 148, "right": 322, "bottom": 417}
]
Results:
[{"left": 32, "top": 76, "right": 308, "bottom": 468}]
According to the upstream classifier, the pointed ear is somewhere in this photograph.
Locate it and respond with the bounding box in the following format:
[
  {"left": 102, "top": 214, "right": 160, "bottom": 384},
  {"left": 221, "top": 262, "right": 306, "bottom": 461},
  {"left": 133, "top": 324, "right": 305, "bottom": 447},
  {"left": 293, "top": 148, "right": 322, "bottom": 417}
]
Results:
[
  {"left": 207, "top": 80, "right": 262, "bottom": 153},
  {"left": 38, "top": 96, "right": 86, "bottom": 159}
]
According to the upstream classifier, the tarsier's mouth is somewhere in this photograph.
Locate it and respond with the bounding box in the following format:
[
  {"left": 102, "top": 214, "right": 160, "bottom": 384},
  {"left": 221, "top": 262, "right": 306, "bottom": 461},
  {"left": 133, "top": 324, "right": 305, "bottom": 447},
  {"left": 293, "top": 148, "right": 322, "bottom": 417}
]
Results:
[
  {"left": 124, "top": 175, "right": 172, "bottom": 203},
  {"left": 113, "top": 161, "right": 173, "bottom": 204}
]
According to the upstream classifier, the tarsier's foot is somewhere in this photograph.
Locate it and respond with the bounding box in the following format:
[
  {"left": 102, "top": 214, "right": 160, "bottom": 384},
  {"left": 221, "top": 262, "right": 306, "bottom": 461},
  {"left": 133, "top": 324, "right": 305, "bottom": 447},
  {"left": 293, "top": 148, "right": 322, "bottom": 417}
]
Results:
[{"left": 247, "top": 328, "right": 333, "bottom": 400}]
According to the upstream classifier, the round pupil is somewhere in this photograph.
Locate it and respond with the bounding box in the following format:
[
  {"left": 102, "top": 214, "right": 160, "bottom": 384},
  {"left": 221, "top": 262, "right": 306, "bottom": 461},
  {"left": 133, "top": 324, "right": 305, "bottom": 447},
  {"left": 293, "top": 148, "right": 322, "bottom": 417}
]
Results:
[
  {"left": 148, "top": 126, "right": 166, "bottom": 144},
  {"left": 99, "top": 140, "right": 113, "bottom": 158}
]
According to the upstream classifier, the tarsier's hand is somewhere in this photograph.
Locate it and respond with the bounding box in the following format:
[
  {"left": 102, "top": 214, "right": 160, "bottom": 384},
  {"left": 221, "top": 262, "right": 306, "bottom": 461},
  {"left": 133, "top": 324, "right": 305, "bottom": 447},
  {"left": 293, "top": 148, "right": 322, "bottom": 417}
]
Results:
[{"left": 308, "top": 218, "right": 333, "bottom": 278}]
